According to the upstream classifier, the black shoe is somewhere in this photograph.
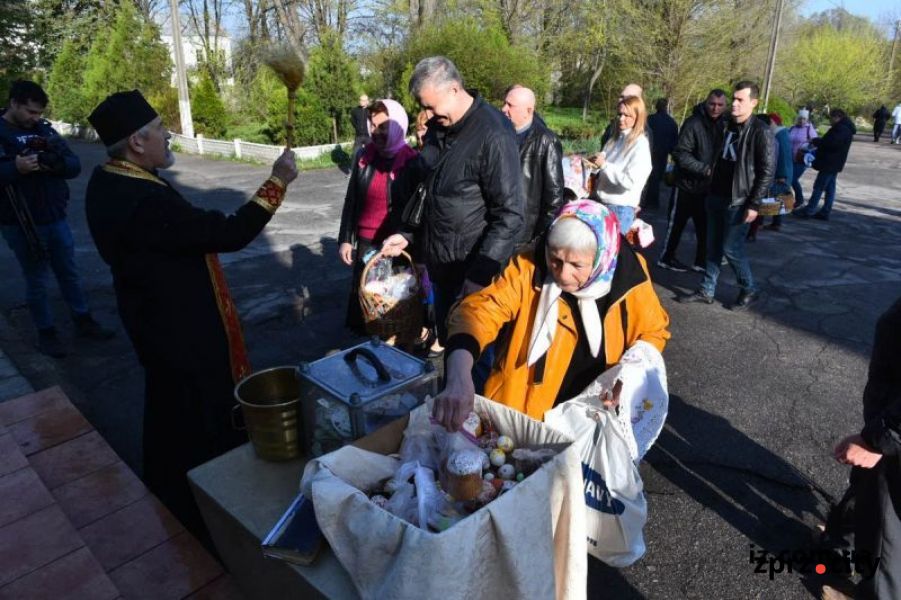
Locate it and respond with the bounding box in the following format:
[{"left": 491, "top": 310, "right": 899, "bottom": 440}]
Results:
[
  {"left": 792, "top": 209, "right": 811, "bottom": 218},
  {"left": 679, "top": 291, "right": 714, "bottom": 305},
  {"left": 731, "top": 290, "right": 761, "bottom": 311},
  {"left": 813, "top": 212, "right": 829, "bottom": 221},
  {"left": 656, "top": 257, "right": 689, "bottom": 272},
  {"left": 74, "top": 314, "right": 115, "bottom": 340},
  {"left": 691, "top": 263, "right": 706, "bottom": 273},
  {"left": 37, "top": 328, "right": 67, "bottom": 358}
]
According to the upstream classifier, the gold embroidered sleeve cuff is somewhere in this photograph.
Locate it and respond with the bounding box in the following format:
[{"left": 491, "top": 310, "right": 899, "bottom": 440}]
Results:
[{"left": 251, "top": 176, "right": 286, "bottom": 215}]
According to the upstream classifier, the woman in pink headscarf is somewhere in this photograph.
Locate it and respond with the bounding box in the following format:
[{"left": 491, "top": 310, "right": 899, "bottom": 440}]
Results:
[{"left": 338, "top": 99, "right": 423, "bottom": 335}]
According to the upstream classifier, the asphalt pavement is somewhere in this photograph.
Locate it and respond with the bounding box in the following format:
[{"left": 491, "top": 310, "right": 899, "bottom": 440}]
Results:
[{"left": 0, "top": 135, "right": 899, "bottom": 598}]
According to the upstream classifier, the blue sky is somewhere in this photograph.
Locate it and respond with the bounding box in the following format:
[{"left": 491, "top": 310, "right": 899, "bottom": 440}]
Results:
[{"left": 801, "top": 0, "right": 899, "bottom": 31}]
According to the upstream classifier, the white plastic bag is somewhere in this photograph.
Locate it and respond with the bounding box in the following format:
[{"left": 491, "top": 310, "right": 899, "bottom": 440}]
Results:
[
  {"left": 574, "top": 341, "right": 668, "bottom": 462},
  {"left": 544, "top": 396, "right": 648, "bottom": 567}
]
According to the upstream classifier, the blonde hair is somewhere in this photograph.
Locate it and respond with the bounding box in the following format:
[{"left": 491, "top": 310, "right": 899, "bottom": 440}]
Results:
[
  {"left": 605, "top": 95, "right": 647, "bottom": 152},
  {"left": 415, "top": 110, "right": 430, "bottom": 130}
]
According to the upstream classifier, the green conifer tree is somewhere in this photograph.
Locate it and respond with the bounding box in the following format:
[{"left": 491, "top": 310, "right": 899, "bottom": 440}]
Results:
[
  {"left": 81, "top": 2, "right": 171, "bottom": 115},
  {"left": 46, "top": 38, "right": 88, "bottom": 123},
  {"left": 191, "top": 71, "right": 227, "bottom": 137},
  {"left": 305, "top": 33, "right": 359, "bottom": 140}
]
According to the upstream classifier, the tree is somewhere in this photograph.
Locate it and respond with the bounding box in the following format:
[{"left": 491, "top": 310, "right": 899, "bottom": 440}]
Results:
[
  {"left": 80, "top": 2, "right": 172, "bottom": 122},
  {"left": 30, "top": 0, "right": 106, "bottom": 72},
  {"left": 0, "top": 1, "right": 38, "bottom": 97},
  {"left": 191, "top": 71, "right": 228, "bottom": 136},
  {"left": 305, "top": 32, "right": 359, "bottom": 140},
  {"left": 403, "top": 19, "right": 548, "bottom": 106},
  {"left": 778, "top": 23, "right": 884, "bottom": 111},
  {"left": 244, "top": 69, "right": 332, "bottom": 145},
  {"left": 46, "top": 38, "right": 88, "bottom": 122}
]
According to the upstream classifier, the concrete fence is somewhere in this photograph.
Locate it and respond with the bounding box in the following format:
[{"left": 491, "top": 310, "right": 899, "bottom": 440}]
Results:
[{"left": 50, "top": 120, "right": 352, "bottom": 163}]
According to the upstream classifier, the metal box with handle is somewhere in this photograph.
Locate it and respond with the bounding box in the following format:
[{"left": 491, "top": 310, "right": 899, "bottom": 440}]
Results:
[{"left": 298, "top": 339, "right": 438, "bottom": 456}]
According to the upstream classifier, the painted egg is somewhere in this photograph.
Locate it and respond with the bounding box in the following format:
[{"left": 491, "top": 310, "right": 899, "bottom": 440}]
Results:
[
  {"left": 489, "top": 448, "right": 506, "bottom": 467},
  {"left": 498, "top": 463, "right": 516, "bottom": 480},
  {"left": 496, "top": 435, "right": 514, "bottom": 453}
]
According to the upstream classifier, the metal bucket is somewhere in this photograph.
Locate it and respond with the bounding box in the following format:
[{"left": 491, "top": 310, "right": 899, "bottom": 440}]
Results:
[{"left": 234, "top": 366, "right": 301, "bottom": 461}]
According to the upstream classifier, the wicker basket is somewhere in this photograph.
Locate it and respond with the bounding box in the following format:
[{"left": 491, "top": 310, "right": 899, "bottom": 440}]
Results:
[
  {"left": 359, "top": 251, "right": 423, "bottom": 338},
  {"left": 758, "top": 191, "right": 795, "bottom": 217}
]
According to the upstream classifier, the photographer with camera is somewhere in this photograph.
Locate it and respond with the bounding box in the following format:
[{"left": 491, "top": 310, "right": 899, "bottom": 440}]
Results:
[{"left": 0, "top": 80, "right": 113, "bottom": 358}]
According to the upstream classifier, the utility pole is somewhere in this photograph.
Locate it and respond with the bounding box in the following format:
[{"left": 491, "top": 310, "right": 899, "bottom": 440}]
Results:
[
  {"left": 169, "top": 0, "right": 194, "bottom": 137},
  {"left": 762, "top": 0, "right": 785, "bottom": 113}
]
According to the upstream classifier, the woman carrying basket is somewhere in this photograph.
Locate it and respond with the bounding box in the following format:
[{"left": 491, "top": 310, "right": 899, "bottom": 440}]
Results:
[{"left": 338, "top": 99, "right": 423, "bottom": 337}]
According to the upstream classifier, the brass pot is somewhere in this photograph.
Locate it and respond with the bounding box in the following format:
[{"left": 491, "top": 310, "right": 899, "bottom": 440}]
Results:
[{"left": 234, "top": 366, "right": 301, "bottom": 461}]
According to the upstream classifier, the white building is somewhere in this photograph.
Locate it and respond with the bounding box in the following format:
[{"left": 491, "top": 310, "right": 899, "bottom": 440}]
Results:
[{"left": 160, "top": 32, "right": 234, "bottom": 86}]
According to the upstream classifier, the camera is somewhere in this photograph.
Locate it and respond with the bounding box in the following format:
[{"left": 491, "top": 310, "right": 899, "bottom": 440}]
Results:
[{"left": 21, "top": 136, "right": 63, "bottom": 172}]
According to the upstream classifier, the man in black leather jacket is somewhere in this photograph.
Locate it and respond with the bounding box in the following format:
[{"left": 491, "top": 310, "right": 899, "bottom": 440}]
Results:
[
  {"left": 381, "top": 56, "right": 524, "bottom": 342},
  {"left": 501, "top": 85, "right": 563, "bottom": 246},
  {"left": 681, "top": 81, "right": 774, "bottom": 310},
  {"left": 658, "top": 89, "right": 726, "bottom": 272}
]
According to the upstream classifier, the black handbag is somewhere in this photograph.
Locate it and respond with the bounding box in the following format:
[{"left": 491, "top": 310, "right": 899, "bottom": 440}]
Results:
[
  {"left": 400, "top": 141, "right": 454, "bottom": 228},
  {"left": 401, "top": 181, "right": 428, "bottom": 228}
]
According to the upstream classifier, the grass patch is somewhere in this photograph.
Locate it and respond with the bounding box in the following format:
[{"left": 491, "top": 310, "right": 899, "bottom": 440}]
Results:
[{"left": 542, "top": 106, "right": 608, "bottom": 154}]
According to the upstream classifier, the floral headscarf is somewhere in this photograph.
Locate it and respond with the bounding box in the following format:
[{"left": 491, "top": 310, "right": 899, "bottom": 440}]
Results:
[
  {"left": 550, "top": 200, "right": 621, "bottom": 290},
  {"left": 528, "top": 200, "right": 622, "bottom": 365}
]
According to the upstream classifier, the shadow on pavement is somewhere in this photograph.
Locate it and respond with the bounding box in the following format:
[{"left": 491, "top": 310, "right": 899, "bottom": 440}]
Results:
[
  {"left": 645, "top": 395, "right": 830, "bottom": 591},
  {"left": 639, "top": 187, "right": 901, "bottom": 359}
]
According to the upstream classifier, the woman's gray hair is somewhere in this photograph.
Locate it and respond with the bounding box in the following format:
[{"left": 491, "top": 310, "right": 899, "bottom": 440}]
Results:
[
  {"left": 547, "top": 217, "right": 597, "bottom": 255},
  {"left": 106, "top": 123, "right": 153, "bottom": 158},
  {"left": 408, "top": 56, "right": 463, "bottom": 99}
]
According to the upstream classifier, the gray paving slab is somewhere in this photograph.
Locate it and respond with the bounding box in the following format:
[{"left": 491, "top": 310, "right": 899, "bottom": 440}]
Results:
[{"left": 0, "top": 135, "right": 898, "bottom": 598}]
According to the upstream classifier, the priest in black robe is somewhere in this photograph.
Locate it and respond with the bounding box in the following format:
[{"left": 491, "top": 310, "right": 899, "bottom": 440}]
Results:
[{"left": 84, "top": 90, "right": 299, "bottom": 536}]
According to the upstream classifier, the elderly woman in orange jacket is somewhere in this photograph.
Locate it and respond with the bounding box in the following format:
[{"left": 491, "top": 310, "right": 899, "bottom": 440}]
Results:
[{"left": 433, "top": 200, "right": 670, "bottom": 430}]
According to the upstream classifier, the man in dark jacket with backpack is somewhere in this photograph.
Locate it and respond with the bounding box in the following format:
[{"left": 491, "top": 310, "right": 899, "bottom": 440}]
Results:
[
  {"left": 793, "top": 108, "right": 855, "bottom": 221},
  {"left": 657, "top": 89, "right": 726, "bottom": 272}
]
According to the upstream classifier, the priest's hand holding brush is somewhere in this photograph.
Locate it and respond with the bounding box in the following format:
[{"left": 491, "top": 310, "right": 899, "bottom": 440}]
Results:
[
  {"left": 263, "top": 43, "right": 306, "bottom": 192},
  {"left": 265, "top": 44, "right": 307, "bottom": 151}
]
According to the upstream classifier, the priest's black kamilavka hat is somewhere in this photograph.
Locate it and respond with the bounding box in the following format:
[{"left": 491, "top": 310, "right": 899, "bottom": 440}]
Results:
[{"left": 88, "top": 90, "right": 159, "bottom": 146}]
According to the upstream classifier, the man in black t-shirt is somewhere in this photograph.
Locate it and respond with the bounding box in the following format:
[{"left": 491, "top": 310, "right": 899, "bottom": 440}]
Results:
[{"left": 680, "top": 81, "right": 774, "bottom": 310}]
